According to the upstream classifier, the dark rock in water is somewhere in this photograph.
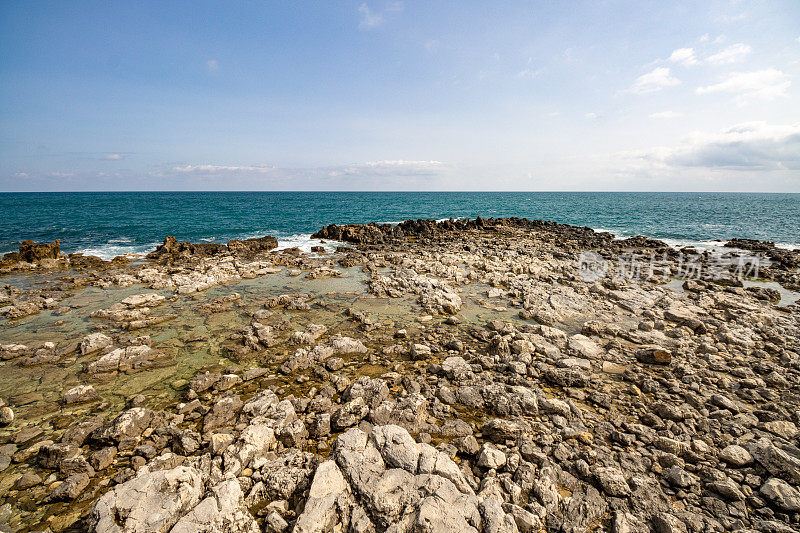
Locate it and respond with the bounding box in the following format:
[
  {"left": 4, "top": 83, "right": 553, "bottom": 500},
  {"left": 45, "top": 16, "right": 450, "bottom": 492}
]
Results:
[
  {"left": 45, "top": 473, "right": 90, "bottom": 502},
  {"left": 18, "top": 239, "right": 61, "bottom": 263},
  {"left": 227, "top": 235, "right": 279, "bottom": 254},
  {"left": 147, "top": 234, "right": 278, "bottom": 262},
  {"left": 37, "top": 442, "right": 79, "bottom": 469},
  {"left": 68, "top": 253, "right": 108, "bottom": 269},
  {"left": 725, "top": 238, "right": 776, "bottom": 252},
  {"left": 312, "top": 217, "right": 616, "bottom": 248},
  {"left": 725, "top": 238, "right": 800, "bottom": 269}
]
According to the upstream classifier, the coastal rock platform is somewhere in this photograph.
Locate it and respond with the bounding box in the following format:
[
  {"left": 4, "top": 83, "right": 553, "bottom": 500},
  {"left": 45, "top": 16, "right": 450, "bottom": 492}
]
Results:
[{"left": 0, "top": 218, "right": 798, "bottom": 532}]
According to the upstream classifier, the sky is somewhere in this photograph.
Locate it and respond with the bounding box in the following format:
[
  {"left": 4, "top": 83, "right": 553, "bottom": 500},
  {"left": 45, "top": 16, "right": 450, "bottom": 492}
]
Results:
[{"left": 0, "top": 0, "right": 799, "bottom": 192}]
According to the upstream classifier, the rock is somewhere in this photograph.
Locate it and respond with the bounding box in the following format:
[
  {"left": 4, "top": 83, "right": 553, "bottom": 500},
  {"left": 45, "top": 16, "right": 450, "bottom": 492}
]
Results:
[
  {"left": 764, "top": 420, "right": 799, "bottom": 441},
  {"left": 88, "top": 465, "right": 204, "bottom": 532},
  {"left": 37, "top": 442, "right": 79, "bottom": 469},
  {"left": 170, "top": 478, "right": 259, "bottom": 532},
  {"left": 13, "top": 471, "right": 42, "bottom": 490},
  {"left": 330, "top": 336, "right": 369, "bottom": 354},
  {"left": 121, "top": 293, "right": 166, "bottom": 308},
  {"left": 719, "top": 444, "right": 753, "bottom": 467},
  {"left": 89, "top": 447, "right": 117, "bottom": 471},
  {"left": 64, "top": 385, "right": 99, "bottom": 404},
  {"left": 441, "top": 356, "right": 473, "bottom": 382},
  {"left": 210, "top": 433, "right": 235, "bottom": 455},
  {"left": 636, "top": 345, "right": 672, "bottom": 365},
  {"left": 478, "top": 444, "right": 507, "bottom": 470},
  {"left": 760, "top": 477, "right": 800, "bottom": 511},
  {"left": 371, "top": 425, "right": 420, "bottom": 472},
  {"left": 91, "top": 407, "right": 154, "bottom": 444},
  {"left": 204, "top": 395, "right": 244, "bottom": 433},
  {"left": 0, "top": 406, "right": 13, "bottom": 426},
  {"left": 86, "top": 345, "right": 168, "bottom": 375},
  {"left": 595, "top": 466, "right": 631, "bottom": 497},
  {"left": 332, "top": 397, "right": 370, "bottom": 430},
  {"left": 664, "top": 466, "right": 695, "bottom": 488},
  {"left": 45, "top": 473, "right": 89, "bottom": 502},
  {"left": 18, "top": 239, "right": 61, "bottom": 263},
  {"left": 191, "top": 371, "right": 222, "bottom": 393},
  {"left": 80, "top": 333, "right": 113, "bottom": 355},
  {"left": 708, "top": 478, "right": 745, "bottom": 501},
  {"left": 568, "top": 334, "right": 603, "bottom": 358},
  {"left": 293, "top": 460, "right": 350, "bottom": 533},
  {"left": 748, "top": 438, "right": 800, "bottom": 485},
  {"left": 410, "top": 343, "right": 432, "bottom": 360}
]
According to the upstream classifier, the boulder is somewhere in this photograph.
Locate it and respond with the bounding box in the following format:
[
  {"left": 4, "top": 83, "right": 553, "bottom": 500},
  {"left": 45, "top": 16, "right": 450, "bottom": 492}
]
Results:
[{"left": 88, "top": 465, "right": 204, "bottom": 532}]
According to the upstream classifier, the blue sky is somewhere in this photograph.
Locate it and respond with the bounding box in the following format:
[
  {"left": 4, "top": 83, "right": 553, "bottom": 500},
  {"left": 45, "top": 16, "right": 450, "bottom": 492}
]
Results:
[{"left": 1, "top": 0, "right": 799, "bottom": 191}]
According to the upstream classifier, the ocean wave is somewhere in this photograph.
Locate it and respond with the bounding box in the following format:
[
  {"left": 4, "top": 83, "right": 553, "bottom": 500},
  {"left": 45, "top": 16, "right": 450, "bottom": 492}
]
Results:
[
  {"left": 276, "top": 233, "right": 343, "bottom": 253},
  {"left": 72, "top": 242, "right": 160, "bottom": 261}
]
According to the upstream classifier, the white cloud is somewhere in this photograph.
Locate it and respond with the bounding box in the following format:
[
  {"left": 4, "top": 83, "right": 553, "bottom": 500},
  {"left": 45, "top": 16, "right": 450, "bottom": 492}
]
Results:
[
  {"left": 668, "top": 48, "right": 698, "bottom": 66},
  {"left": 206, "top": 59, "right": 219, "bottom": 71},
  {"left": 584, "top": 112, "right": 599, "bottom": 119},
  {"left": 696, "top": 68, "right": 790, "bottom": 104},
  {"left": 699, "top": 34, "right": 710, "bottom": 43},
  {"left": 649, "top": 111, "right": 682, "bottom": 119},
  {"left": 50, "top": 171, "right": 74, "bottom": 177},
  {"left": 329, "top": 160, "right": 443, "bottom": 177},
  {"left": 13, "top": 172, "right": 28, "bottom": 178},
  {"left": 358, "top": 2, "right": 403, "bottom": 29},
  {"left": 104, "top": 154, "right": 123, "bottom": 160},
  {"left": 706, "top": 43, "right": 752, "bottom": 65},
  {"left": 173, "top": 164, "right": 274, "bottom": 174},
  {"left": 631, "top": 122, "right": 800, "bottom": 171},
  {"left": 627, "top": 67, "right": 681, "bottom": 94}
]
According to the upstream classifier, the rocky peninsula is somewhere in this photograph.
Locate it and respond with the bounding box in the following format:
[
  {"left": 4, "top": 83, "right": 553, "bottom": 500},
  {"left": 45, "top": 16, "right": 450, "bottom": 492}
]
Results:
[{"left": 0, "top": 217, "right": 799, "bottom": 532}]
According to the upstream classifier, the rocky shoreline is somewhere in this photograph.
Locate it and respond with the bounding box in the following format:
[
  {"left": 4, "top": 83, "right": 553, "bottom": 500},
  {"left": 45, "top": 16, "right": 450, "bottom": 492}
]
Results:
[{"left": 1, "top": 218, "right": 799, "bottom": 532}]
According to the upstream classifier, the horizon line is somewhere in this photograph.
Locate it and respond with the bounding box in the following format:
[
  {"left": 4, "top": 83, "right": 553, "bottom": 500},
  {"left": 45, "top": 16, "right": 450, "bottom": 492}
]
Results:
[{"left": 1, "top": 190, "right": 798, "bottom": 194}]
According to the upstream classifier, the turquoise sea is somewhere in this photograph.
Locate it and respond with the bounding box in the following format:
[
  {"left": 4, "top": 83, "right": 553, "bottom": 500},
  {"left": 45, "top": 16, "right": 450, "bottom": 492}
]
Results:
[{"left": 0, "top": 192, "right": 798, "bottom": 259}]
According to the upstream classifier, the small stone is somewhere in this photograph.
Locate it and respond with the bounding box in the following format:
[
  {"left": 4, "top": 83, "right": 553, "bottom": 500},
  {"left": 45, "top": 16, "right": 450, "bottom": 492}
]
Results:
[
  {"left": 0, "top": 407, "right": 13, "bottom": 426},
  {"left": 478, "top": 444, "right": 507, "bottom": 469},
  {"left": 45, "top": 473, "right": 89, "bottom": 501},
  {"left": 636, "top": 346, "right": 672, "bottom": 365},
  {"left": 595, "top": 466, "right": 630, "bottom": 497},
  {"left": 64, "top": 385, "right": 99, "bottom": 404},
  {"left": 719, "top": 444, "right": 753, "bottom": 467},
  {"left": 210, "top": 433, "right": 235, "bottom": 455},
  {"left": 13, "top": 471, "right": 42, "bottom": 490}
]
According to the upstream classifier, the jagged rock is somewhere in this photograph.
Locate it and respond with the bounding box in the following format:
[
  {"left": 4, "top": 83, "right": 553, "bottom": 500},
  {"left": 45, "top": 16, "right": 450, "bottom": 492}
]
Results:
[
  {"left": 64, "top": 385, "right": 98, "bottom": 404},
  {"left": 45, "top": 473, "right": 89, "bottom": 502},
  {"left": 91, "top": 407, "right": 154, "bottom": 444},
  {"left": 80, "top": 333, "right": 113, "bottom": 355},
  {"left": 760, "top": 478, "right": 800, "bottom": 511},
  {"left": 86, "top": 345, "right": 168, "bottom": 375},
  {"left": 595, "top": 466, "right": 631, "bottom": 497},
  {"left": 719, "top": 444, "right": 753, "bottom": 467},
  {"left": 635, "top": 345, "right": 672, "bottom": 365},
  {"left": 18, "top": 239, "right": 61, "bottom": 263},
  {"left": 478, "top": 444, "right": 507, "bottom": 470},
  {"left": 88, "top": 465, "right": 204, "bottom": 531},
  {"left": 171, "top": 478, "right": 259, "bottom": 532}
]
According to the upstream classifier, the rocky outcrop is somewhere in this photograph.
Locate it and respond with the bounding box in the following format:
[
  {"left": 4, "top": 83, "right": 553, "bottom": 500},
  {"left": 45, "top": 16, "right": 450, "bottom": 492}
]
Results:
[
  {"left": 17, "top": 239, "right": 62, "bottom": 263},
  {"left": 147, "top": 235, "right": 278, "bottom": 263}
]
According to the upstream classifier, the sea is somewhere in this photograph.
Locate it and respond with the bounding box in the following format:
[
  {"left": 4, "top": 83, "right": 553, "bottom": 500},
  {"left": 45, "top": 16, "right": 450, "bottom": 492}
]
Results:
[{"left": 1, "top": 192, "right": 798, "bottom": 260}]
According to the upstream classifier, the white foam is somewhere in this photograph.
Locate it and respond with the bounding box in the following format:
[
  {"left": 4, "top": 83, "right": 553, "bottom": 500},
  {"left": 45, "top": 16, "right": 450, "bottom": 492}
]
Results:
[
  {"left": 276, "top": 233, "right": 343, "bottom": 253},
  {"left": 72, "top": 242, "right": 160, "bottom": 261}
]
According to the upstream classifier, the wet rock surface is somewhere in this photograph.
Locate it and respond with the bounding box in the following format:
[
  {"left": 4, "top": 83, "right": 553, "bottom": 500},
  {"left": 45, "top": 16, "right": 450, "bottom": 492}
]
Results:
[{"left": 0, "top": 219, "right": 798, "bottom": 531}]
